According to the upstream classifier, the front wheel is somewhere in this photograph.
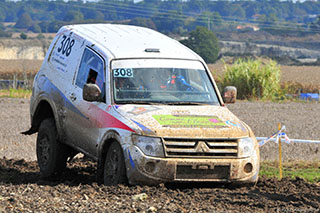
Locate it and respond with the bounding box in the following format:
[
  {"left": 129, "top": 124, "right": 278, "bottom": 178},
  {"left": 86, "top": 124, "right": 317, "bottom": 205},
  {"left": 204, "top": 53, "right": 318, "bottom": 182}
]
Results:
[
  {"left": 103, "top": 141, "right": 127, "bottom": 185},
  {"left": 36, "top": 118, "right": 68, "bottom": 178}
]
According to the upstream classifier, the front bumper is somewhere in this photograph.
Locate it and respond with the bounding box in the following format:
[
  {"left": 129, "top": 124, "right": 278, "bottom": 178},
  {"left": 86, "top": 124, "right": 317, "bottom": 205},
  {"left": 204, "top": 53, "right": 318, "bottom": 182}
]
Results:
[{"left": 125, "top": 145, "right": 260, "bottom": 185}]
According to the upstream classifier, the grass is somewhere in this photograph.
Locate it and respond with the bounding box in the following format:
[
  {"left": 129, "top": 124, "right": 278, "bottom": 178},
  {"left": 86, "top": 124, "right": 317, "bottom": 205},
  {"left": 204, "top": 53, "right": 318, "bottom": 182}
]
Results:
[
  {"left": 0, "top": 89, "right": 32, "bottom": 98},
  {"left": 260, "top": 161, "right": 320, "bottom": 183}
]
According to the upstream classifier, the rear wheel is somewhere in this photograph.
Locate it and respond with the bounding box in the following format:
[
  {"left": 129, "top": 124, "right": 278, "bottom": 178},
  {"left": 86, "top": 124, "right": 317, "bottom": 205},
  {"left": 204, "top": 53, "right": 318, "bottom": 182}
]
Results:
[
  {"left": 36, "top": 118, "right": 69, "bottom": 178},
  {"left": 103, "top": 141, "right": 127, "bottom": 185}
]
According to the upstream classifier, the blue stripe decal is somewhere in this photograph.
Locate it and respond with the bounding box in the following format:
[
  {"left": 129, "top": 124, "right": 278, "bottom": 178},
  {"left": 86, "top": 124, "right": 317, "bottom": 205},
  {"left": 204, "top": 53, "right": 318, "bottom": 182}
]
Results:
[
  {"left": 43, "top": 77, "right": 88, "bottom": 120},
  {"left": 128, "top": 150, "right": 135, "bottom": 169},
  {"left": 131, "top": 119, "right": 155, "bottom": 135}
]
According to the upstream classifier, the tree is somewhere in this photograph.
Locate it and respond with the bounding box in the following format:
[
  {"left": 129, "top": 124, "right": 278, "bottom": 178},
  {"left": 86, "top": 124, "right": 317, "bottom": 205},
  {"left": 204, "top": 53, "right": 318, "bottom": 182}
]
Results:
[
  {"left": 258, "top": 13, "right": 278, "bottom": 31},
  {"left": 310, "top": 15, "right": 320, "bottom": 30},
  {"left": 39, "top": 21, "right": 50, "bottom": 33},
  {"left": 230, "top": 4, "right": 246, "bottom": 18},
  {"left": 84, "top": 9, "right": 104, "bottom": 21},
  {"left": 128, "top": 18, "right": 156, "bottom": 30},
  {"left": 180, "top": 26, "right": 220, "bottom": 64},
  {"left": 63, "top": 10, "right": 84, "bottom": 22},
  {"left": 212, "top": 12, "right": 222, "bottom": 27},
  {"left": 152, "top": 10, "right": 185, "bottom": 33},
  {"left": 0, "top": 7, "right": 5, "bottom": 22},
  {"left": 48, "top": 21, "right": 64, "bottom": 33},
  {"left": 192, "top": 11, "right": 223, "bottom": 31},
  {"left": 15, "top": 13, "right": 33, "bottom": 29},
  {"left": 29, "top": 23, "right": 41, "bottom": 33}
]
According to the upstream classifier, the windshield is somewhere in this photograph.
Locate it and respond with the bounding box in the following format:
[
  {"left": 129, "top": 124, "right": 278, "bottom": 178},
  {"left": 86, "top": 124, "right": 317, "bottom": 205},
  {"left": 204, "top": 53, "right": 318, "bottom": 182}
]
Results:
[{"left": 111, "top": 59, "right": 220, "bottom": 105}]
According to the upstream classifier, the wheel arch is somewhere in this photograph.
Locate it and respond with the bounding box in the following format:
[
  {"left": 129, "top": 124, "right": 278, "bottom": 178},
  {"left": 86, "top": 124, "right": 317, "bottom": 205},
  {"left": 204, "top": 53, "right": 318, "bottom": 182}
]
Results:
[
  {"left": 97, "top": 130, "right": 124, "bottom": 184},
  {"left": 24, "top": 96, "right": 60, "bottom": 136}
]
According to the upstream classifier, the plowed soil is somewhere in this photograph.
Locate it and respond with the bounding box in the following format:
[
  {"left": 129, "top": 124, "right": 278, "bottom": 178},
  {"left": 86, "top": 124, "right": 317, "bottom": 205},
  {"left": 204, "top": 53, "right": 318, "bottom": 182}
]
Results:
[
  {"left": 0, "top": 158, "right": 319, "bottom": 212},
  {"left": 0, "top": 98, "right": 320, "bottom": 212}
]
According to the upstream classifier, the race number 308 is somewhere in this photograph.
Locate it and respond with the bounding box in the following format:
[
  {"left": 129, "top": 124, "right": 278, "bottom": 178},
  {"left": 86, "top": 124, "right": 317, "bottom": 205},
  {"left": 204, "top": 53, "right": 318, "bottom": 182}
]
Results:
[
  {"left": 57, "top": 35, "right": 75, "bottom": 57},
  {"left": 113, "top": 68, "right": 133, "bottom": 77}
]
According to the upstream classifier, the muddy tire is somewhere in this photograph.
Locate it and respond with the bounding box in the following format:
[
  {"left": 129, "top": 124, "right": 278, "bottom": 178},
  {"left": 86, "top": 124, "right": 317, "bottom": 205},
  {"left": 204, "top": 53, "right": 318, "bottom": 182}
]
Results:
[
  {"left": 103, "top": 141, "right": 127, "bottom": 186},
  {"left": 36, "top": 118, "right": 68, "bottom": 178}
]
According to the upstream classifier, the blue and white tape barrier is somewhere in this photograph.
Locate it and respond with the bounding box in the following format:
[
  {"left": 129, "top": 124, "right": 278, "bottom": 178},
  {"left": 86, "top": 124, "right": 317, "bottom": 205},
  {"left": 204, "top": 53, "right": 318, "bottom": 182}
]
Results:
[{"left": 257, "top": 125, "right": 320, "bottom": 147}]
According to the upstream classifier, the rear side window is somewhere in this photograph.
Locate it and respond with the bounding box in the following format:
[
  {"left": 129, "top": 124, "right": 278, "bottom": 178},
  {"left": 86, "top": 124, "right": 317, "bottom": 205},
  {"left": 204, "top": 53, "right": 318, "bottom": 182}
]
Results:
[{"left": 75, "top": 48, "right": 105, "bottom": 96}]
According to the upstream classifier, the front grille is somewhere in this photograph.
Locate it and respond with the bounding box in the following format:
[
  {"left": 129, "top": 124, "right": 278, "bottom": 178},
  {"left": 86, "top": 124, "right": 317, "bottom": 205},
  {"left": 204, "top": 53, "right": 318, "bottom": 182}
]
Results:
[
  {"left": 163, "top": 138, "right": 238, "bottom": 158},
  {"left": 176, "top": 165, "right": 230, "bottom": 180}
]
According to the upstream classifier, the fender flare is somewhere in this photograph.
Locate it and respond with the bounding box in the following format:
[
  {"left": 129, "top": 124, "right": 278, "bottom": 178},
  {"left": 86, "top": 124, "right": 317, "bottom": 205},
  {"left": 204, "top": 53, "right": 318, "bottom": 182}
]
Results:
[
  {"left": 23, "top": 93, "right": 64, "bottom": 139},
  {"left": 97, "top": 130, "right": 124, "bottom": 184}
]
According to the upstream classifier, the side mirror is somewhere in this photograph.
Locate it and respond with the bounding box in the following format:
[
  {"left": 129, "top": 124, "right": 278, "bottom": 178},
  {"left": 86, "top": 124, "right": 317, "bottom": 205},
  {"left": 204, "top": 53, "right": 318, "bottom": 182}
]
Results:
[
  {"left": 83, "top": 83, "right": 102, "bottom": 102},
  {"left": 223, "top": 86, "right": 237, "bottom": 104}
]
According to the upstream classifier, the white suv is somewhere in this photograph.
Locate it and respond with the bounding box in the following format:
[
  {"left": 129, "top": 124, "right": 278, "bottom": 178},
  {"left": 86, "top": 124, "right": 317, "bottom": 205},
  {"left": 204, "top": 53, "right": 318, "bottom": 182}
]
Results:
[{"left": 24, "top": 24, "right": 260, "bottom": 185}]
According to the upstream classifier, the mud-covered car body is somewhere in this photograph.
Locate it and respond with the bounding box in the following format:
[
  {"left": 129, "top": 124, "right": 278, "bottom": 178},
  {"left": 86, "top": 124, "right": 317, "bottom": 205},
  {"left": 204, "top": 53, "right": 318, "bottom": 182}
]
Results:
[{"left": 27, "top": 24, "right": 259, "bottom": 185}]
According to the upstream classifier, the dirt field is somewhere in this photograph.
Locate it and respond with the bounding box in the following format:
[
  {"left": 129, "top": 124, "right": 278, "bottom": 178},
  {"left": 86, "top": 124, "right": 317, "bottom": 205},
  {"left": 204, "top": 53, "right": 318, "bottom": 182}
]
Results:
[
  {"left": 0, "top": 158, "right": 319, "bottom": 212},
  {"left": 1, "top": 98, "right": 320, "bottom": 161},
  {"left": 0, "top": 98, "right": 319, "bottom": 211}
]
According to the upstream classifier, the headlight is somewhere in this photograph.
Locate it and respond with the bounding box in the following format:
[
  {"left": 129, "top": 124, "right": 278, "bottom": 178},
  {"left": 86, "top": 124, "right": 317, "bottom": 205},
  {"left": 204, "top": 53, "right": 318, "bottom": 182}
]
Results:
[
  {"left": 238, "top": 137, "right": 255, "bottom": 158},
  {"left": 132, "top": 135, "right": 165, "bottom": 157}
]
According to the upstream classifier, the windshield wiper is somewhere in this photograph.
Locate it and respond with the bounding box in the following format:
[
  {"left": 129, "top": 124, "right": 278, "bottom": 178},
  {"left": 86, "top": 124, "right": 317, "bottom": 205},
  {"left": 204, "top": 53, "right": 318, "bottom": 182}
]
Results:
[
  {"left": 115, "top": 100, "right": 215, "bottom": 105},
  {"left": 115, "top": 100, "right": 153, "bottom": 105},
  {"left": 165, "top": 102, "right": 210, "bottom": 105}
]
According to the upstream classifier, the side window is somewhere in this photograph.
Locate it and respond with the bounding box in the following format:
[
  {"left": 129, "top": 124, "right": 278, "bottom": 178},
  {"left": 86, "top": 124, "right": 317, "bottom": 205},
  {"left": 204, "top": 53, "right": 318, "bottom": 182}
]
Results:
[
  {"left": 75, "top": 48, "right": 105, "bottom": 99},
  {"left": 189, "top": 69, "right": 205, "bottom": 91}
]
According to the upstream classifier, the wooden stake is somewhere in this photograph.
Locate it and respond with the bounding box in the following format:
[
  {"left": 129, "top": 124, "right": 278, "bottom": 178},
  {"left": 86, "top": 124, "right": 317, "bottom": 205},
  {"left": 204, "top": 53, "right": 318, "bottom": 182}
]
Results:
[{"left": 278, "top": 122, "right": 282, "bottom": 180}]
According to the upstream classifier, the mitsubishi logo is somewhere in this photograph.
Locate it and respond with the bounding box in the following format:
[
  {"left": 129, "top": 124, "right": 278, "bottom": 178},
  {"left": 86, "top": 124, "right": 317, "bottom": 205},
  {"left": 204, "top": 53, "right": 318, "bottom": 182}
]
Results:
[{"left": 195, "top": 141, "right": 210, "bottom": 153}]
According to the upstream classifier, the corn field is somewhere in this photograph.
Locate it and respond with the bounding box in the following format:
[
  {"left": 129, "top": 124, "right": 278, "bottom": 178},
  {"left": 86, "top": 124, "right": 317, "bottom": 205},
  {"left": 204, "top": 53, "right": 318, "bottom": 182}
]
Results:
[{"left": 209, "top": 61, "right": 320, "bottom": 94}]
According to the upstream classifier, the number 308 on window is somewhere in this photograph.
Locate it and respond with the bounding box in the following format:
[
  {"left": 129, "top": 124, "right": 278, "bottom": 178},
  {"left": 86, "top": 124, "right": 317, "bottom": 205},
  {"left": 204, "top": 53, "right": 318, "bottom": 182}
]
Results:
[{"left": 113, "top": 68, "right": 133, "bottom": 78}]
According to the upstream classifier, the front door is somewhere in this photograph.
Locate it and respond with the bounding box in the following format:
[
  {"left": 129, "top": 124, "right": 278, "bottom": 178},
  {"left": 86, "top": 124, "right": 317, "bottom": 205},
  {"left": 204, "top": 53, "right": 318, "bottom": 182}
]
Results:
[{"left": 65, "top": 47, "right": 107, "bottom": 157}]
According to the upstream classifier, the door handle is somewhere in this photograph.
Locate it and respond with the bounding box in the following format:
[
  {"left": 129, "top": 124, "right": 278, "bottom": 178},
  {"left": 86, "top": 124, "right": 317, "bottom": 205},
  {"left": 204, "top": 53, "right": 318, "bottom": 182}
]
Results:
[{"left": 70, "top": 93, "right": 77, "bottom": 101}]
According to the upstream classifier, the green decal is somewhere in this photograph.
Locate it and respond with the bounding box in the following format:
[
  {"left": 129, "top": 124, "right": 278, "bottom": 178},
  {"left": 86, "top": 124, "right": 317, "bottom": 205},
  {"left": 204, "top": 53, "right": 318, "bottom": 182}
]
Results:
[{"left": 152, "top": 115, "right": 227, "bottom": 128}]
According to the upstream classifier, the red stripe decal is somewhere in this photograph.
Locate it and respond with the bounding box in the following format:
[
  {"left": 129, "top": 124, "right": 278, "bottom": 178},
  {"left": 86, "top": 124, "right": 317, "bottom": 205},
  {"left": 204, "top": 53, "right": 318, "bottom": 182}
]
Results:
[{"left": 90, "top": 105, "right": 135, "bottom": 132}]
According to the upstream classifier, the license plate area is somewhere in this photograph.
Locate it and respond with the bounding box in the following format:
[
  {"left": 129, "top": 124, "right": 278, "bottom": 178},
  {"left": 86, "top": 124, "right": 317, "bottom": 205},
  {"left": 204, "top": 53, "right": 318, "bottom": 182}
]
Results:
[{"left": 175, "top": 164, "right": 230, "bottom": 180}]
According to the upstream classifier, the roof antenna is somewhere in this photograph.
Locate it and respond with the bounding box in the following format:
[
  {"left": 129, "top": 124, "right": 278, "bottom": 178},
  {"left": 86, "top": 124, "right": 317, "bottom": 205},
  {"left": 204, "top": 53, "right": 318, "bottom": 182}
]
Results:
[{"left": 145, "top": 48, "right": 160, "bottom": 53}]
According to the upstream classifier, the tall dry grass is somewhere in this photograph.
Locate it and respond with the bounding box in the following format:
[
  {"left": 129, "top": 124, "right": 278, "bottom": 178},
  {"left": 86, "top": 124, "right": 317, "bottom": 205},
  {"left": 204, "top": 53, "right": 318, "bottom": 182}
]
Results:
[{"left": 0, "top": 59, "right": 42, "bottom": 89}]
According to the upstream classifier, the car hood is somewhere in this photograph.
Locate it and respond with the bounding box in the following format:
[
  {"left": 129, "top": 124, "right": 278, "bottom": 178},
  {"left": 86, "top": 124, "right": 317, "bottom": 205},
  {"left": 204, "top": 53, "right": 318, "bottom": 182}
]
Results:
[{"left": 116, "top": 104, "right": 250, "bottom": 138}]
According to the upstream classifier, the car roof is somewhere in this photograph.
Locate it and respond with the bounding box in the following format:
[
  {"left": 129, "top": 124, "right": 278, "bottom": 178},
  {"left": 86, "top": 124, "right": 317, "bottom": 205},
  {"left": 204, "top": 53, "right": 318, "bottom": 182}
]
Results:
[{"left": 62, "top": 24, "right": 202, "bottom": 61}]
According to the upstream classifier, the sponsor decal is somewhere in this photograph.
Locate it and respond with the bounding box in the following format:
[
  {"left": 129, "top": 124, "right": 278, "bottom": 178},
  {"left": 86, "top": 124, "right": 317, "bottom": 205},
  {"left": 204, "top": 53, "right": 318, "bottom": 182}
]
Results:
[
  {"left": 171, "top": 110, "right": 190, "bottom": 115},
  {"left": 226, "top": 120, "right": 247, "bottom": 133},
  {"left": 128, "top": 106, "right": 160, "bottom": 115},
  {"left": 152, "top": 115, "right": 227, "bottom": 128},
  {"left": 106, "top": 105, "right": 112, "bottom": 111}
]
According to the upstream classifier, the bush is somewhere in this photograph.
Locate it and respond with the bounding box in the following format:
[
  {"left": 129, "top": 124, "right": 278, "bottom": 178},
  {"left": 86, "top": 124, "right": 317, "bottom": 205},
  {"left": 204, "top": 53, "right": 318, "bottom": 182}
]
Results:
[
  {"left": 0, "top": 29, "right": 12, "bottom": 38},
  {"left": 36, "top": 33, "right": 45, "bottom": 40},
  {"left": 20, "top": 33, "right": 28, "bottom": 40},
  {"left": 220, "top": 59, "right": 281, "bottom": 100}
]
